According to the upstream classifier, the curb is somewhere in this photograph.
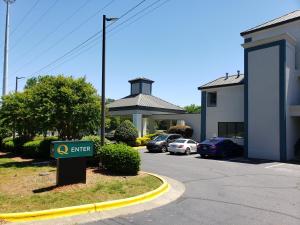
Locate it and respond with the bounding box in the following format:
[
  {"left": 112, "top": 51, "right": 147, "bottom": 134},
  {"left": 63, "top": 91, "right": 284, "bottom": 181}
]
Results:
[{"left": 0, "top": 173, "right": 170, "bottom": 223}]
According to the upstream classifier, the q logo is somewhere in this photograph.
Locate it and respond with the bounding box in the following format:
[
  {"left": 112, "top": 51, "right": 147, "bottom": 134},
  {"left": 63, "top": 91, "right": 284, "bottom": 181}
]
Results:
[{"left": 57, "top": 144, "right": 69, "bottom": 155}]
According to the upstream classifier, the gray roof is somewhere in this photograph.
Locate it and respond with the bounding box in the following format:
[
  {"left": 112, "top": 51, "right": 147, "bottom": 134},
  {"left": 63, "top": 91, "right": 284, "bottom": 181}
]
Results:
[
  {"left": 198, "top": 74, "right": 244, "bottom": 90},
  {"left": 128, "top": 77, "right": 154, "bottom": 83},
  {"left": 241, "top": 10, "right": 300, "bottom": 36},
  {"left": 108, "top": 94, "right": 185, "bottom": 113}
]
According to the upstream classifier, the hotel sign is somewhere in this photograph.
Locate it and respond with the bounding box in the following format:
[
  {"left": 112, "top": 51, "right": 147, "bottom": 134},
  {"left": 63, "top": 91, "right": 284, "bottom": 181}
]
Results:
[{"left": 51, "top": 141, "right": 94, "bottom": 159}]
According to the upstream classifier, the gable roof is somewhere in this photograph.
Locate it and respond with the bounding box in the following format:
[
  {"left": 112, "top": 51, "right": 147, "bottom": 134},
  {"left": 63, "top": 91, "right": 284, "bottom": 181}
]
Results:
[
  {"left": 107, "top": 94, "right": 185, "bottom": 113},
  {"left": 198, "top": 74, "right": 244, "bottom": 90},
  {"left": 241, "top": 10, "right": 300, "bottom": 36}
]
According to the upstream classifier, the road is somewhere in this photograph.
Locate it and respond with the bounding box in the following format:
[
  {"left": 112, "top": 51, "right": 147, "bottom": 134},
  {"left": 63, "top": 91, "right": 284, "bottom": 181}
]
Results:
[{"left": 86, "top": 149, "right": 300, "bottom": 225}]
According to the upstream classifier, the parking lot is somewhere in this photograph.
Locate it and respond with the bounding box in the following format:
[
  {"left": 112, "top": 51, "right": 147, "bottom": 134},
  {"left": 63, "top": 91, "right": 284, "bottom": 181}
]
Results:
[{"left": 87, "top": 149, "right": 300, "bottom": 225}]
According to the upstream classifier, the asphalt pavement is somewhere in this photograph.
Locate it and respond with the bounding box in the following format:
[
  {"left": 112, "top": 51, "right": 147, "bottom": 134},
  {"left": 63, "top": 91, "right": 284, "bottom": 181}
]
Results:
[{"left": 86, "top": 149, "right": 300, "bottom": 225}]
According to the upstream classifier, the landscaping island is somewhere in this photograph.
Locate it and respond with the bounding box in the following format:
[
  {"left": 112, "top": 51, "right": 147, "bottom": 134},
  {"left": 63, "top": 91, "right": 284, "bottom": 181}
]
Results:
[{"left": 0, "top": 152, "right": 162, "bottom": 213}]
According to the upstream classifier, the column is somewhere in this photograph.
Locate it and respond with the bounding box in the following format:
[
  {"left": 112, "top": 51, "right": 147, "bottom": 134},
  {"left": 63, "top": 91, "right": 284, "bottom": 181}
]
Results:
[
  {"left": 142, "top": 117, "right": 148, "bottom": 137},
  {"left": 176, "top": 120, "right": 185, "bottom": 126},
  {"left": 132, "top": 114, "right": 142, "bottom": 137}
]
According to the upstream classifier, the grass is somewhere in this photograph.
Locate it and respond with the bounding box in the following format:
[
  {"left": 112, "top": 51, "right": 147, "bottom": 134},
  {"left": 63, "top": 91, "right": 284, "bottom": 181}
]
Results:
[{"left": 0, "top": 153, "right": 162, "bottom": 213}]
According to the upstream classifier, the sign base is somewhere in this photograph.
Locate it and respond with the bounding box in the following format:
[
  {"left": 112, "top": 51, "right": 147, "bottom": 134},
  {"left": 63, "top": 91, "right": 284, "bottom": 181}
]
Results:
[{"left": 56, "top": 157, "right": 87, "bottom": 186}]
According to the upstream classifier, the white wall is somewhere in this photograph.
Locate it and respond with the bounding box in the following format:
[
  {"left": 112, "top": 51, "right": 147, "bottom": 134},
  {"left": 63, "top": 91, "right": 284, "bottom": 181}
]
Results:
[
  {"left": 243, "top": 20, "right": 300, "bottom": 69},
  {"left": 205, "top": 85, "right": 244, "bottom": 145},
  {"left": 248, "top": 46, "right": 281, "bottom": 160}
]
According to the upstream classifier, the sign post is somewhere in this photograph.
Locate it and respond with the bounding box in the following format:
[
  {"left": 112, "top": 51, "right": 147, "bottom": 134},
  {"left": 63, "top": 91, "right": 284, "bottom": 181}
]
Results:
[{"left": 51, "top": 141, "right": 93, "bottom": 186}]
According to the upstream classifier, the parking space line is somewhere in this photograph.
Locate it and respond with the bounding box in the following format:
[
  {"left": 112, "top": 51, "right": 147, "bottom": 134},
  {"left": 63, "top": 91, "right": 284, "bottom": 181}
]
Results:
[{"left": 265, "top": 163, "right": 285, "bottom": 169}]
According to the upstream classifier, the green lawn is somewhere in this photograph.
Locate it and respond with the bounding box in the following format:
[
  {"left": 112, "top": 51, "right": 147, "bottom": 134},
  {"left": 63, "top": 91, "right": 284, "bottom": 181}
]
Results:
[{"left": 0, "top": 153, "right": 161, "bottom": 213}]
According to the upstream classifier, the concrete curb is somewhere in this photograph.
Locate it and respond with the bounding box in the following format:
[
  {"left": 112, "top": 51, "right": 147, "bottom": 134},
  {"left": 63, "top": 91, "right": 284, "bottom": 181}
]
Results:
[{"left": 0, "top": 173, "right": 169, "bottom": 223}]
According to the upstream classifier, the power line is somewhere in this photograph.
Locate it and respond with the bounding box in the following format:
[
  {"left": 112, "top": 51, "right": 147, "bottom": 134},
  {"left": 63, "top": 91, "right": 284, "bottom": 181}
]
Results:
[
  {"left": 108, "top": 0, "right": 171, "bottom": 37},
  {"left": 10, "top": 0, "right": 59, "bottom": 51},
  {"left": 28, "top": 0, "right": 148, "bottom": 77},
  {"left": 10, "top": 0, "right": 40, "bottom": 36},
  {"left": 42, "top": 0, "right": 172, "bottom": 75},
  {"left": 12, "top": 0, "right": 91, "bottom": 66},
  {"left": 12, "top": 0, "right": 115, "bottom": 75}
]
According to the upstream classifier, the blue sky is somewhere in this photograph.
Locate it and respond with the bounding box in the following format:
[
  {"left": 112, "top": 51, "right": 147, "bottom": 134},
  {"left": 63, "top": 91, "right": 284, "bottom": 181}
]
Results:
[{"left": 0, "top": 0, "right": 299, "bottom": 107}]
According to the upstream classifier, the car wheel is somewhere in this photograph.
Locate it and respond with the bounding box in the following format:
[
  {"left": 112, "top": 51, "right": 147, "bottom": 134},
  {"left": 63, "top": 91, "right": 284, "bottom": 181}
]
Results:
[
  {"left": 186, "top": 148, "right": 191, "bottom": 155},
  {"left": 200, "top": 154, "right": 205, "bottom": 158},
  {"left": 161, "top": 146, "right": 167, "bottom": 153},
  {"left": 169, "top": 152, "right": 174, "bottom": 155}
]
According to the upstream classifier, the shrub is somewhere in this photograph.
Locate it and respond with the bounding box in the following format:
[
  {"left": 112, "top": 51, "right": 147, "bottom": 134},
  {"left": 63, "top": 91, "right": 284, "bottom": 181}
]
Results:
[
  {"left": 114, "top": 120, "right": 138, "bottom": 146},
  {"left": 167, "top": 125, "right": 193, "bottom": 138},
  {"left": 136, "top": 137, "right": 151, "bottom": 146},
  {"left": 22, "top": 136, "right": 58, "bottom": 158},
  {"left": 2, "top": 140, "right": 15, "bottom": 152},
  {"left": 99, "top": 144, "right": 140, "bottom": 175}
]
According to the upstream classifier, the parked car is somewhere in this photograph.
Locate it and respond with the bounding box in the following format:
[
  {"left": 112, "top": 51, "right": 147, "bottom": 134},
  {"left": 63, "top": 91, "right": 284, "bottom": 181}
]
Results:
[
  {"left": 197, "top": 137, "right": 243, "bottom": 158},
  {"left": 146, "top": 134, "right": 182, "bottom": 153},
  {"left": 168, "top": 139, "right": 198, "bottom": 155}
]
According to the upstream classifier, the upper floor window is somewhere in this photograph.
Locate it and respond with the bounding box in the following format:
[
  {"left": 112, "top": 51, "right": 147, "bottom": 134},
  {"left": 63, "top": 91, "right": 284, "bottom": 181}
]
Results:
[{"left": 207, "top": 92, "right": 217, "bottom": 107}]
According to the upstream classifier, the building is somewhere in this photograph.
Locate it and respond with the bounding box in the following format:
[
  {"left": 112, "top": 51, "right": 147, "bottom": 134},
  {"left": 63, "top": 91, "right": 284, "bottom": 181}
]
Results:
[
  {"left": 198, "top": 72, "right": 244, "bottom": 146},
  {"left": 108, "top": 77, "right": 201, "bottom": 140},
  {"left": 199, "top": 10, "right": 300, "bottom": 161}
]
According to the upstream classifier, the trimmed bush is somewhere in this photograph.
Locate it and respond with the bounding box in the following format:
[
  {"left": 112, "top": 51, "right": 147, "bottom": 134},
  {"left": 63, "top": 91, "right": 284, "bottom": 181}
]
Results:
[
  {"left": 22, "top": 136, "right": 58, "bottom": 158},
  {"left": 2, "top": 140, "right": 15, "bottom": 152},
  {"left": 167, "top": 125, "right": 193, "bottom": 138},
  {"left": 114, "top": 120, "right": 138, "bottom": 146},
  {"left": 99, "top": 144, "right": 140, "bottom": 175},
  {"left": 136, "top": 137, "right": 151, "bottom": 146}
]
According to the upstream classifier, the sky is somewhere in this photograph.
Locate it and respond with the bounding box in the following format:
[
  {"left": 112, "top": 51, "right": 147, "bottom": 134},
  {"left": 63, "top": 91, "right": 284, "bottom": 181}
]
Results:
[{"left": 0, "top": 0, "right": 300, "bottom": 107}]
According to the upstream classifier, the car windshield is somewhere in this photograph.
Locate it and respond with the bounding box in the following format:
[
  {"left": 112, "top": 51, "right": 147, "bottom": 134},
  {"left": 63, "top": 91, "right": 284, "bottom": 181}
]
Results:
[
  {"left": 201, "top": 138, "right": 222, "bottom": 144},
  {"left": 154, "top": 135, "right": 168, "bottom": 141},
  {"left": 174, "top": 139, "right": 186, "bottom": 143}
]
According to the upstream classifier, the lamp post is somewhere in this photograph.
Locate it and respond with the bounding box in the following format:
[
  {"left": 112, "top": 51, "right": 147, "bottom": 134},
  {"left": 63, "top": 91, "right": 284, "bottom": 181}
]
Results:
[
  {"left": 101, "top": 15, "right": 118, "bottom": 146},
  {"left": 15, "top": 76, "right": 25, "bottom": 93},
  {"left": 2, "top": 0, "right": 15, "bottom": 96}
]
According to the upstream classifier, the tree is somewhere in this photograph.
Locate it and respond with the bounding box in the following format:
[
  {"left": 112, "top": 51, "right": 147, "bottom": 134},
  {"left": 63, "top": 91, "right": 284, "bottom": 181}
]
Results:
[
  {"left": 184, "top": 104, "right": 201, "bottom": 113},
  {"left": 0, "top": 75, "right": 102, "bottom": 140},
  {"left": 114, "top": 120, "right": 138, "bottom": 146}
]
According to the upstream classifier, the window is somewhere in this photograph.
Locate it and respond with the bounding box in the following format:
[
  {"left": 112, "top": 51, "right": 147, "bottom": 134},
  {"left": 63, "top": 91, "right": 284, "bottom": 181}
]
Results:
[
  {"left": 207, "top": 92, "right": 217, "bottom": 107},
  {"left": 188, "top": 140, "right": 195, "bottom": 144},
  {"left": 218, "top": 122, "right": 244, "bottom": 138}
]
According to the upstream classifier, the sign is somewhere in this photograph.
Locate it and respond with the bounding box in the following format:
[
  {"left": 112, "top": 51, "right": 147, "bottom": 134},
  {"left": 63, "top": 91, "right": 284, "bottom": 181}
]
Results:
[{"left": 51, "top": 141, "right": 94, "bottom": 159}]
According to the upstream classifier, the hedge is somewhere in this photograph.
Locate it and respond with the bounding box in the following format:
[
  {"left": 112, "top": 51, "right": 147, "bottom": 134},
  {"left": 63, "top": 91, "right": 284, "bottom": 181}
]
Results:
[
  {"left": 167, "top": 125, "right": 193, "bottom": 138},
  {"left": 135, "top": 137, "right": 151, "bottom": 146},
  {"left": 2, "top": 140, "right": 15, "bottom": 152},
  {"left": 114, "top": 120, "right": 138, "bottom": 146},
  {"left": 99, "top": 143, "right": 140, "bottom": 175},
  {"left": 22, "top": 136, "right": 58, "bottom": 158},
  {"left": 81, "top": 135, "right": 111, "bottom": 157}
]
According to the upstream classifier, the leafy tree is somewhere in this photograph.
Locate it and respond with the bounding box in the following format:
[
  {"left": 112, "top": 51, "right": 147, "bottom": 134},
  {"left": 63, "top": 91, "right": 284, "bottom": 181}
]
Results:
[
  {"left": 114, "top": 120, "right": 138, "bottom": 146},
  {"left": 0, "top": 75, "right": 102, "bottom": 140},
  {"left": 184, "top": 104, "right": 201, "bottom": 113}
]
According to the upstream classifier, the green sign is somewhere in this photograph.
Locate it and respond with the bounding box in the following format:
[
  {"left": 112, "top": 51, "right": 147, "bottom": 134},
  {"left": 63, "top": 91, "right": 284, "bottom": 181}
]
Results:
[{"left": 51, "top": 141, "right": 94, "bottom": 159}]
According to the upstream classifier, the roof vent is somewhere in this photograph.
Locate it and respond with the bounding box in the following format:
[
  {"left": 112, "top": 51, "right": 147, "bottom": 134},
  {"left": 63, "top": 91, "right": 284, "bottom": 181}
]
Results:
[
  {"left": 225, "top": 73, "right": 229, "bottom": 80},
  {"left": 237, "top": 70, "right": 240, "bottom": 78}
]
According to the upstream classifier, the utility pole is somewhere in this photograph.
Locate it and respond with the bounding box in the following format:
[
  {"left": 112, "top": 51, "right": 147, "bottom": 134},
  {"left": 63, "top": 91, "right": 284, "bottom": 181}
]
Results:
[
  {"left": 2, "top": 0, "right": 15, "bottom": 96},
  {"left": 100, "top": 15, "right": 118, "bottom": 146},
  {"left": 15, "top": 76, "right": 24, "bottom": 93}
]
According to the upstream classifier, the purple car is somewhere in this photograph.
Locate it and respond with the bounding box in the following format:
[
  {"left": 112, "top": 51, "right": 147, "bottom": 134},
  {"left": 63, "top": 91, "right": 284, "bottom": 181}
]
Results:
[{"left": 197, "top": 137, "right": 243, "bottom": 158}]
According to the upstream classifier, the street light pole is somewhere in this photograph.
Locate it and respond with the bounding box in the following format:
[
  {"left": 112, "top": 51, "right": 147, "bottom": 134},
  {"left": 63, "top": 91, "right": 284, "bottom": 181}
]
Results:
[
  {"left": 2, "top": 0, "right": 15, "bottom": 96},
  {"left": 100, "top": 15, "right": 118, "bottom": 146},
  {"left": 101, "top": 15, "right": 106, "bottom": 147},
  {"left": 15, "top": 76, "right": 24, "bottom": 93}
]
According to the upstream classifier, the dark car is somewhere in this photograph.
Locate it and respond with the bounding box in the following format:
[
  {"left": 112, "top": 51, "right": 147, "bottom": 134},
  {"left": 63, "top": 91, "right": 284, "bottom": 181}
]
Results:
[
  {"left": 146, "top": 134, "right": 182, "bottom": 153},
  {"left": 197, "top": 137, "right": 243, "bottom": 158}
]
